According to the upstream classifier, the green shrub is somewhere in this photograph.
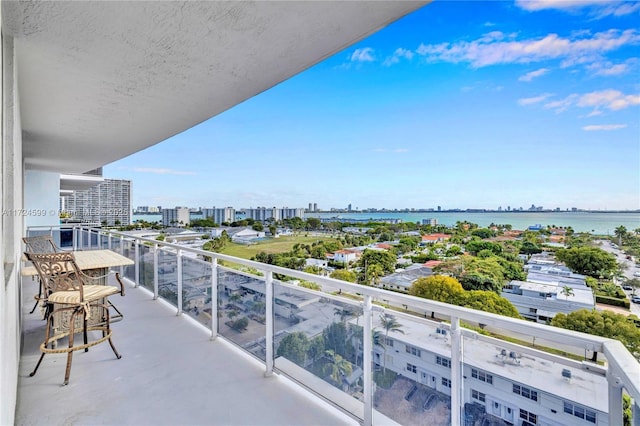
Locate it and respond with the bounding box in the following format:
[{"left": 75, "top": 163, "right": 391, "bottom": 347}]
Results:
[{"left": 595, "top": 295, "right": 630, "bottom": 308}]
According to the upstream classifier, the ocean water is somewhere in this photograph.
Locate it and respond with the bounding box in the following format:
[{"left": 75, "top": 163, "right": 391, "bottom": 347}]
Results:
[{"left": 133, "top": 211, "right": 639, "bottom": 235}]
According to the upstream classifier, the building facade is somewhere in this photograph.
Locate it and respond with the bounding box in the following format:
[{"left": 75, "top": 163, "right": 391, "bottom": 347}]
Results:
[
  {"left": 162, "top": 207, "right": 190, "bottom": 227},
  {"left": 61, "top": 178, "right": 131, "bottom": 226},
  {"left": 202, "top": 207, "right": 235, "bottom": 225}
]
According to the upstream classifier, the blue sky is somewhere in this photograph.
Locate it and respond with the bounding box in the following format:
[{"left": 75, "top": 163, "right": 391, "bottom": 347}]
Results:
[{"left": 105, "top": 0, "right": 640, "bottom": 211}]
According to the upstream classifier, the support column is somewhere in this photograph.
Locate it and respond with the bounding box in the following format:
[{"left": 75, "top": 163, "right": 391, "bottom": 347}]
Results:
[
  {"left": 176, "top": 248, "right": 182, "bottom": 315},
  {"left": 265, "top": 271, "right": 274, "bottom": 377},
  {"left": 134, "top": 240, "right": 139, "bottom": 287},
  {"left": 451, "top": 316, "right": 463, "bottom": 426},
  {"left": 607, "top": 374, "right": 624, "bottom": 426},
  {"left": 363, "top": 295, "right": 373, "bottom": 426},
  {"left": 210, "top": 258, "right": 218, "bottom": 340},
  {"left": 152, "top": 243, "right": 159, "bottom": 300}
]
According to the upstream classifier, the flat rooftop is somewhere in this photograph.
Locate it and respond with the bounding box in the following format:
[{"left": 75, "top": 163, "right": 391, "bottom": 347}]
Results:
[
  {"left": 16, "top": 276, "right": 357, "bottom": 425},
  {"left": 371, "top": 313, "right": 608, "bottom": 413}
]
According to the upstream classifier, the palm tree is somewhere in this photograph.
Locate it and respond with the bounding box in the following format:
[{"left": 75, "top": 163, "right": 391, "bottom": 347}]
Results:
[
  {"left": 379, "top": 313, "right": 404, "bottom": 373},
  {"left": 561, "top": 285, "right": 574, "bottom": 301},
  {"left": 614, "top": 225, "right": 627, "bottom": 246},
  {"left": 322, "top": 350, "right": 353, "bottom": 388}
]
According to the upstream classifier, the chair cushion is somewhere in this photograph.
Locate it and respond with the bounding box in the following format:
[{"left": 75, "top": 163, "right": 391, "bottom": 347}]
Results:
[{"left": 48, "top": 285, "right": 120, "bottom": 304}]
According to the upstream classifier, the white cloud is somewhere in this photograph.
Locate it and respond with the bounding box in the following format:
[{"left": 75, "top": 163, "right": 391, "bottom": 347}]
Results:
[
  {"left": 383, "top": 48, "right": 414, "bottom": 66},
  {"left": 350, "top": 47, "right": 375, "bottom": 62},
  {"left": 519, "top": 68, "right": 550, "bottom": 82},
  {"left": 577, "top": 89, "right": 640, "bottom": 110},
  {"left": 582, "top": 124, "right": 628, "bottom": 131},
  {"left": 518, "top": 93, "right": 553, "bottom": 105},
  {"left": 587, "top": 58, "right": 637, "bottom": 76},
  {"left": 415, "top": 29, "right": 639, "bottom": 68},
  {"left": 544, "top": 94, "right": 579, "bottom": 112},
  {"left": 515, "top": 0, "right": 640, "bottom": 18},
  {"left": 133, "top": 167, "right": 197, "bottom": 176}
]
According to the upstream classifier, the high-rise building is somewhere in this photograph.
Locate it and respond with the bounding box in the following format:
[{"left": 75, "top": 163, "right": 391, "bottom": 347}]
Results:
[
  {"left": 313, "top": 203, "right": 317, "bottom": 212},
  {"left": 61, "top": 178, "right": 131, "bottom": 226},
  {"left": 245, "top": 206, "right": 305, "bottom": 222},
  {"left": 162, "top": 207, "right": 190, "bottom": 226},
  {"left": 201, "top": 207, "right": 235, "bottom": 225},
  {"left": 422, "top": 218, "right": 438, "bottom": 226}
]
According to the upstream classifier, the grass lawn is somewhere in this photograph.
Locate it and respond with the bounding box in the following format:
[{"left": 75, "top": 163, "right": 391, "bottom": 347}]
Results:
[{"left": 219, "top": 235, "right": 336, "bottom": 259}]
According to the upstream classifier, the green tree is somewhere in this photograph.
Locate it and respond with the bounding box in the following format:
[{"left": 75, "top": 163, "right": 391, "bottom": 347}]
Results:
[
  {"left": 445, "top": 245, "right": 463, "bottom": 257},
  {"left": 379, "top": 313, "right": 404, "bottom": 373},
  {"left": 323, "top": 322, "right": 349, "bottom": 358},
  {"left": 471, "top": 228, "right": 495, "bottom": 239},
  {"left": 459, "top": 291, "right": 521, "bottom": 318},
  {"left": 306, "top": 217, "right": 321, "bottom": 230},
  {"left": 409, "top": 275, "right": 464, "bottom": 303},
  {"left": 614, "top": 225, "right": 627, "bottom": 246},
  {"left": 330, "top": 269, "right": 357, "bottom": 283},
  {"left": 252, "top": 222, "right": 264, "bottom": 232},
  {"left": 322, "top": 350, "right": 353, "bottom": 387},
  {"left": 268, "top": 224, "right": 277, "bottom": 236},
  {"left": 366, "top": 263, "right": 385, "bottom": 286},
  {"left": 359, "top": 249, "right": 397, "bottom": 275},
  {"left": 555, "top": 246, "right": 617, "bottom": 278},
  {"left": 561, "top": 285, "right": 574, "bottom": 301},
  {"left": 552, "top": 310, "right": 640, "bottom": 360},
  {"left": 277, "top": 332, "right": 309, "bottom": 366}
]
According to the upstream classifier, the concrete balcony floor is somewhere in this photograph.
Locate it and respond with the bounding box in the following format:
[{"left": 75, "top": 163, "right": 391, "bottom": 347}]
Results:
[{"left": 16, "top": 275, "right": 357, "bottom": 425}]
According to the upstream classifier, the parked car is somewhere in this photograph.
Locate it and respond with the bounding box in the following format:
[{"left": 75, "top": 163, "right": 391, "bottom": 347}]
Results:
[
  {"left": 632, "top": 296, "right": 640, "bottom": 304},
  {"left": 622, "top": 285, "right": 633, "bottom": 291}
]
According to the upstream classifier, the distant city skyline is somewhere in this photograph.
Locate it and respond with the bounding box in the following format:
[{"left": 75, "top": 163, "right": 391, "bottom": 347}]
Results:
[{"left": 105, "top": 0, "right": 640, "bottom": 211}]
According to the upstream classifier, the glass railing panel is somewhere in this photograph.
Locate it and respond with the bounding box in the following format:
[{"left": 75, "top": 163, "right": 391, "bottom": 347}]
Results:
[
  {"left": 272, "top": 277, "right": 364, "bottom": 419},
  {"left": 369, "top": 311, "right": 451, "bottom": 426},
  {"left": 181, "top": 255, "right": 212, "bottom": 329},
  {"left": 157, "top": 248, "right": 178, "bottom": 307},
  {"left": 122, "top": 240, "right": 136, "bottom": 281},
  {"left": 138, "top": 243, "right": 154, "bottom": 291},
  {"left": 216, "top": 265, "right": 267, "bottom": 361}
]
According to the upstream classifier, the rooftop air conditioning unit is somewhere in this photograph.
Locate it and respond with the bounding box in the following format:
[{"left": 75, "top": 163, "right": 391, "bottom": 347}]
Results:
[{"left": 562, "top": 369, "right": 572, "bottom": 380}]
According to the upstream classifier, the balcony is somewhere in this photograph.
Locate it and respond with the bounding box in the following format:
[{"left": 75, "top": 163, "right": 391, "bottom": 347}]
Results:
[{"left": 18, "top": 226, "right": 640, "bottom": 426}]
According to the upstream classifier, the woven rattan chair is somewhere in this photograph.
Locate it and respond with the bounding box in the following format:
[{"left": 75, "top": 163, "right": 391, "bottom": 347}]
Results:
[
  {"left": 23, "top": 235, "right": 61, "bottom": 314},
  {"left": 25, "top": 251, "right": 124, "bottom": 385}
]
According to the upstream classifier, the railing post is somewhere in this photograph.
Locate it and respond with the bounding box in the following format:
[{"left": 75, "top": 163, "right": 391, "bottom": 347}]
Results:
[
  {"left": 119, "top": 236, "right": 124, "bottom": 277},
  {"left": 450, "top": 316, "right": 463, "bottom": 426},
  {"left": 88, "top": 229, "right": 92, "bottom": 250},
  {"left": 265, "top": 270, "right": 274, "bottom": 377},
  {"left": 107, "top": 232, "right": 112, "bottom": 250},
  {"left": 607, "top": 373, "right": 624, "bottom": 426},
  {"left": 134, "top": 240, "right": 140, "bottom": 288},
  {"left": 210, "top": 258, "right": 218, "bottom": 340},
  {"left": 153, "top": 243, "right": 159, "bottom": 300},
  {"left": 176, "top": 248, "right": 183, "bottom": 316},
  {"left": 363, "top": 295, "right": 373, "bottom": 426},
  {"left": 73, "top": 227, "right": 78, "bottom": 251}
]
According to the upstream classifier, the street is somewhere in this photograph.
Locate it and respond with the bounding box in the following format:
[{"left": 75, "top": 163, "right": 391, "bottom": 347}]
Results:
[{"left": 596, "top": 239, "right": 640, "bottom": 317}]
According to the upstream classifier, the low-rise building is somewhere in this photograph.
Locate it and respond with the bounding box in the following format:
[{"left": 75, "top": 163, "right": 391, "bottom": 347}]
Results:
[{"left": 378, "top": 264, "right": 434, "bottom": 292}]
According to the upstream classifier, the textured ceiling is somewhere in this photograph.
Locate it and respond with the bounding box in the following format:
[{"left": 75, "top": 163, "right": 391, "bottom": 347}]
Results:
[{"left": 3, "top": 1, "right": 427, "bottom": 173}]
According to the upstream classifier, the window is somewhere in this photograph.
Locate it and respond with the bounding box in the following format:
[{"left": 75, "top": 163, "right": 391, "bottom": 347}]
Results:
[
  {"left": 471, "top": 389, "right": 485, "bottom": 402},
  {"left": 513, "top": 384, "right": 538, "bottom": 401},
  {"left": 530, "top": 307, "right": 538, "bottom": 312},
  {"left": 519, "top": 409, "right": 537, "bottom": 423},
  {"left": 564, "top": 401, "right": 597, "bottom": 424},
  {"left": 441, "top": 377, "right": 451, "bottom": 388},
  {"left": 405, "top": 345, "right": 421, "bottom": 357},
  {"left": 471, "top": 368, "right": 493, "bottom": 384},
  {"left": 436, "top": 356, "right": 451, "bottom": 368},
  {"left": 385, "top": 338, "right": 393, "bottom": 347},
  {"left": 406, "top": 363, "right": 417, "bottom": 373}
]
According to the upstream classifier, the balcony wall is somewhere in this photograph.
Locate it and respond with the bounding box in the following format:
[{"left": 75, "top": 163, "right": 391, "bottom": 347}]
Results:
[{"left": 19, "top": 226, "right": 640, "bottom": 426}]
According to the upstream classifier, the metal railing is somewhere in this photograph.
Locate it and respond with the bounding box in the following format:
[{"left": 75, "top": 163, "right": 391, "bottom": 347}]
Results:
[{"left": 28, "top": 225, "right": 640, "bottom": 426}]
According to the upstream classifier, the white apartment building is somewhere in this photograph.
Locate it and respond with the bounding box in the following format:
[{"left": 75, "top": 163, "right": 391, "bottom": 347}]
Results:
[
  {"left": 368, "top": 315, "right": 608, "bottom": 426},
  {"left": 61, "top": 178, "right": 131, "bottom": 226},
  {"left": 162, "top": 207, "right": 190, "bottom": 227},
  {"left": 501, "top": 280, "right": 595, "bottom": 322},
  {"left": 245, "top": 206, "right": 305, "bottom": 222},
  {"left": 201, "top": 207, "right": 235, "bottom": 225}
]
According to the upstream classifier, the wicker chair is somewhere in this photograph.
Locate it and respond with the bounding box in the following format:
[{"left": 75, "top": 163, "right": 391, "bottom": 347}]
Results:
[
  {"left": 22, "top": 235, "right": 61, "bottom": 314},
  {"left": 24, "top": 251, "right": 125, "bottom": 385}
]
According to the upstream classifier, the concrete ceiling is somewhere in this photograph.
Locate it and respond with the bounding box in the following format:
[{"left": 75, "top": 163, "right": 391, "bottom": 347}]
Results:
[{"left": 3, "top": 1, "right": 427, "bottom": 174}]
